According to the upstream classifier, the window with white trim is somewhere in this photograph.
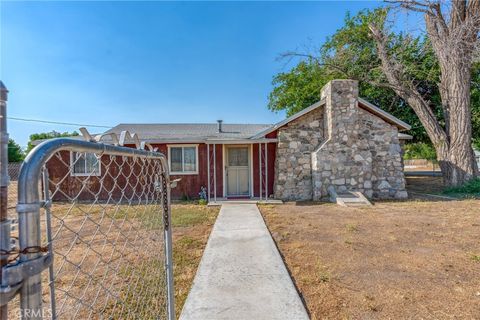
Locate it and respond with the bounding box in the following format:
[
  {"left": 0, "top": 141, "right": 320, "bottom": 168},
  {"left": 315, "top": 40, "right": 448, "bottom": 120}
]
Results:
[
  {"left": 71, "top": 152, "right": 101, "bottom": 176},
  {"left": 168, "top": 145, "right": 198, "bottom": 174}
]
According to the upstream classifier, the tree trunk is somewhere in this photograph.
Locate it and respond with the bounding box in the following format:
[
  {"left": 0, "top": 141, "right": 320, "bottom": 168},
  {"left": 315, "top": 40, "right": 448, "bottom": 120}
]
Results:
[
  {"left": 437, "top": 143, "right": 479, "bottom": 186},
  {"left": 436, "top": 60, "right": 479, "bottom": 185}
]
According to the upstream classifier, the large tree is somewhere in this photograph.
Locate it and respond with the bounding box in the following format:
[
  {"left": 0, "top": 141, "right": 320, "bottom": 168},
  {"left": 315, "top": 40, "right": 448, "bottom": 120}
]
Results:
[
  {"left": 368, "top": 1, "right": 480, "bottom": 185},
  {"left": 271, "top": 3, "right": 480, "bottom": 186}
]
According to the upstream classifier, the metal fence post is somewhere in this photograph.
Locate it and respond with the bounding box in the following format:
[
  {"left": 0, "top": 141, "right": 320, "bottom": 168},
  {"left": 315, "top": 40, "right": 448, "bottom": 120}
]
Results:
[
  {"left": 17, "top": 117, "right": 44, "bottom": 318},
  {"left": 42, "top": 169, "right": 56, "bottom": 319},
  {"left": 162, "top": 170, "right": 175, "bottom": 320},
  {"left": 0, "top": 81, "right": 10, "bottom": 319}
]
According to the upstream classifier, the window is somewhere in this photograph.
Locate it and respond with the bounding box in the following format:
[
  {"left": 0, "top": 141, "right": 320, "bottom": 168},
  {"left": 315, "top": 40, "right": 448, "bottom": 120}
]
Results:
[
  {"left": 71, "top": 152, "right": 101, "bottom": 176},
  {"left": 228, "top": 147, "right": 248, "bottom": 167},
  {"left": 168, "top": 145, "right": 198, "bottom": 174}
]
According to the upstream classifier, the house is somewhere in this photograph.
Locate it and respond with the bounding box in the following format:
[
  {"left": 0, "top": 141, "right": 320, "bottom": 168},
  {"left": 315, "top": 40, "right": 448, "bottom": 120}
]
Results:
[{"left": 47, "top": 80, "right": 412, "bottom": 201}]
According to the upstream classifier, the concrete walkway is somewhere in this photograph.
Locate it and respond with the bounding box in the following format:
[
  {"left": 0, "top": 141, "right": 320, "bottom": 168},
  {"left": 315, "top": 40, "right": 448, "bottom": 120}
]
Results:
[{"left": 179, "top": 204, "right": 309, "bottom": 320}]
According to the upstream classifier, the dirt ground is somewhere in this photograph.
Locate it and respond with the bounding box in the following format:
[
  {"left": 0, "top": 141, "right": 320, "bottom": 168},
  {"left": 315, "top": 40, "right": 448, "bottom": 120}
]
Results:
[
  {"left": 260, "top": 199, "right": 480, "bottom": 319},
  {"left": 405, "top": 176, "right": 446, "bottom": 195}
]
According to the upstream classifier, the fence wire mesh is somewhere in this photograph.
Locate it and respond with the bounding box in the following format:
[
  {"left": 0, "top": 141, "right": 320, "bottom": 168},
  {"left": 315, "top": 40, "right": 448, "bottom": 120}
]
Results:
[
  {"left": 6, "top": 162, "right": 21, "bottom": 220},
  {"left": 4, "top": 141, "right": 174, "bottom": 320}
]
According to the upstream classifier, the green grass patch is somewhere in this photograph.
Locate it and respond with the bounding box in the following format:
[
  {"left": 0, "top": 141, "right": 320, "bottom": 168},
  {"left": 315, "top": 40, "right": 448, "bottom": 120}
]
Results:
[
  {"left": 346, "top": 223, "right": 359, "bottom": 232},
  {"left": 171, "top": 205, "right": 218, "bottom": 227},
  {"left": 443, "top": 178, "right": 480, "bottom": 198},
  {"left": 471, "top": 254, "right": 480, "bottom": 262}
]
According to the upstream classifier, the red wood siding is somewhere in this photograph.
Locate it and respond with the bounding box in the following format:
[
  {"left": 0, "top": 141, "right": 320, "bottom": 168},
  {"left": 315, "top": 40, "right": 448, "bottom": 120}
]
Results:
[
  {"left": 252, "top": 142, "right": 276, "bottom": 198},
  {"left": 47, "top": 151, "right": 152, "bottom": 202},
  {"left": 152, "top": 143, "right": 223, "bottom": 199},
  {"left": 46, "top": 141, "right": 275, "bottom": 201}
]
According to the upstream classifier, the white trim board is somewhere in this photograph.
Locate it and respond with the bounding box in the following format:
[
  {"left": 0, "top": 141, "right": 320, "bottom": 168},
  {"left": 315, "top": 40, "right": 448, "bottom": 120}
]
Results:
[{"left": 167, "top": 144, "right": 199, "bottom": 175}]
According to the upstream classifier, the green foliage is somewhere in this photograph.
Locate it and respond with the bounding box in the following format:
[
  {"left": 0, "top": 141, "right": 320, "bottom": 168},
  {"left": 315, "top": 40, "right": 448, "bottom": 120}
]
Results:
[
  {"left": 268, "top": 8, "right": 480, "bottom": 145},
  {"left": 443, "top": 178, "right": 480, "bottom": 197},
  {"left": 474, "top": 139, "right": 480, "bottom": 151},
  {"left": 8, "top": 139, "right": 24, "bottom": 162},
  {"left": 472, "top": 72, "right": 480, "bottom": 148},
  {"left": 268, "top": 61, "right": 331, "bottom": 117},
  {"left": 403, "top": 142, "right": 437, "bottom": 160},
  {"left": 171, "top": 206, "right": 217, "bottom": 227},
  {"left": 26, "top": 130, "right": 79, "bottom": 153}
]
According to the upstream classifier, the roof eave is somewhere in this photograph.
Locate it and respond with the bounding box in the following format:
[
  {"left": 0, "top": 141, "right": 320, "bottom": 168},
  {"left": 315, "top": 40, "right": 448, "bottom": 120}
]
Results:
[
  {"left": 251, "top": 98, "right": 326, "bottom": 139},
  {"left": 358, "top": 98, "right": 411, "bottom": 131}
]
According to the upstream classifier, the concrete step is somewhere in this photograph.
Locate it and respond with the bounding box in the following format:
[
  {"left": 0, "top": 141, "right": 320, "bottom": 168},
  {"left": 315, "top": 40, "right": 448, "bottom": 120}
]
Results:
[{"left": 335, "top": 191, "right": 372, "bottom": 207}]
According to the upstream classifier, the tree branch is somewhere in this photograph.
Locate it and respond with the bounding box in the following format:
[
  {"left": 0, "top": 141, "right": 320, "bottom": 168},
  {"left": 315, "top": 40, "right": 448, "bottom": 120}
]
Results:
[{"left": 369, "top": 22, "right": 449, "bottom": 147}]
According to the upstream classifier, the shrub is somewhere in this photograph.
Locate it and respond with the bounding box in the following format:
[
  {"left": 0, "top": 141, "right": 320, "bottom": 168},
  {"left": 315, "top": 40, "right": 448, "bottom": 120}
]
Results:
[
  {"left": 443, "top": 178, "right": 480, "bottom": 197},
  {"left": 404, "top": 142, "right": 437, "bottom": 160}
]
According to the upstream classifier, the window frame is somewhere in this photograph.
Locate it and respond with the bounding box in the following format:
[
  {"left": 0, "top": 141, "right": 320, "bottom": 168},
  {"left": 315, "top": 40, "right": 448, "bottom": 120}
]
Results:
[
  {"left": 167, "top": 144, "right": 199, "bottom": 175},
  {"left": 70, "top": 151, "right": 102, "bottom": 177}
]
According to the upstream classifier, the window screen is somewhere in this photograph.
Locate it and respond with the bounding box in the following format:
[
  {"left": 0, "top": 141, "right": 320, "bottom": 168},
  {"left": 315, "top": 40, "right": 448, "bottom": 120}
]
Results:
[
  {"left": 169, "top": 146, "right": 198, "bottom": 173},
  {"left": 72, "top": 152, "right": 100, "bottom": 176},
  {"left": 228, "top": 148, "right": 248, "bottom": 166}
]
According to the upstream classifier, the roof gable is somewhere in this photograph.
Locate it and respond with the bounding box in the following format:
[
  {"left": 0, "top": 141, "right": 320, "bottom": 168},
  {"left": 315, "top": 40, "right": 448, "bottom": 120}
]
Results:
[
  {"left": 252, "top": 97, "right": 411, "bottom": 139},
  {"left": 357, "top": 98, "right": 411, "bottom": 131}
]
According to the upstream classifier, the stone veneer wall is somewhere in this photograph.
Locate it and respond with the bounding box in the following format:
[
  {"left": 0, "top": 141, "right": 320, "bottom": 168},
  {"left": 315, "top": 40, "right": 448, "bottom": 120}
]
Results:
[
  {"left": 274, "top": 107, "right": 324, "bottom": 200},
  {"left": 358, "top": 108, "right": 407, "bottom": 199},
  {"left": 274, "top": 79, "right": 408, "bottom": 201}
]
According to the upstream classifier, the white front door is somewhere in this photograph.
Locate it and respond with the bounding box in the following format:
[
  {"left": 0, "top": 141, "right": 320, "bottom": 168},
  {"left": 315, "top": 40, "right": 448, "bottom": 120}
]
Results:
[{"left": 226, "top": 146, "right": 250, "bottom": 196}]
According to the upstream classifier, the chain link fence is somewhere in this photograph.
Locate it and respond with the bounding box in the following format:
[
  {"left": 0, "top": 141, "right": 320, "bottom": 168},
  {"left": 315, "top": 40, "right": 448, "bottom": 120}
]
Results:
[{"left": 1, "top": 83, "right": 175, "bottom": 319}]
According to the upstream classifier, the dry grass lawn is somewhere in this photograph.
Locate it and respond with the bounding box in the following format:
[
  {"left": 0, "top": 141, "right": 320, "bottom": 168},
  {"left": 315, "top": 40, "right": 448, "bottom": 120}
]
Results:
[
  {"left": 260, "top": 199, "right": 480, "bottom": 319},
  {"left": 5, "top": 201, "right": 218, "bottom": 320},
  {"left": 171, "top": 204, "right": 219, "bottom": 317}
]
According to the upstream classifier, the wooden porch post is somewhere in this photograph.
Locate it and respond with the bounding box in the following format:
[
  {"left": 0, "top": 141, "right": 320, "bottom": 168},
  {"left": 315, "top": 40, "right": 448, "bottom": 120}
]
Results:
[
  {"left": 264, "top": 142, "right": 268, "bottom": 201},
  {"left": 213, "top": 144, "right": 217, "bottom": 202},
  {"left": 258, "top": 143, "right": 262, "bottom": 199},
  {"left": 207, "top": 144, "right": 210, "bottom": 202}
]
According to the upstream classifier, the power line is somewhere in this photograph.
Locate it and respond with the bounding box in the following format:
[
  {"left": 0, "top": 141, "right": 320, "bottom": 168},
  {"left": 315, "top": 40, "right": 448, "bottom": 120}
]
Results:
[{"left": 7, "top": 116, "right": 112, "bottom": 129}]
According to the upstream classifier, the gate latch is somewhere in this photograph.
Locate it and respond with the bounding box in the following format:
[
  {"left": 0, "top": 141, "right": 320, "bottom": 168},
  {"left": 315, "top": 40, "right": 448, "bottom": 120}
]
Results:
[{"left": 0, "top": 253, "right": 53, "bottom": 295}]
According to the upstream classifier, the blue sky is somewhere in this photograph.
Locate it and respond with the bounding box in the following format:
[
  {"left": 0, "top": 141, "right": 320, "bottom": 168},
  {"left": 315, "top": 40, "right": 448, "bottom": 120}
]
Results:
[{"left": 1, "top": 1, "right": 383, "bottom": 147}]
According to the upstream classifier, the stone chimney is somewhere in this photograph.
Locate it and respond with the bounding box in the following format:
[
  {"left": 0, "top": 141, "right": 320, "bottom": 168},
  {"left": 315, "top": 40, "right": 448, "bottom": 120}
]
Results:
[
  {"left": 312, "top": 80, "right": 373, "bottom": 200},
  {"left": 320, "top": 79, "right": 359, "bottom": 143}
]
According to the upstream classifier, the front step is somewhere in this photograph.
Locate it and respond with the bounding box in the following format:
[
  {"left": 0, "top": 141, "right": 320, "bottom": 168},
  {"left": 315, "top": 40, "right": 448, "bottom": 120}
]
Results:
[{"left": 334, "top": 191, "right": 372, "bottom": 207}]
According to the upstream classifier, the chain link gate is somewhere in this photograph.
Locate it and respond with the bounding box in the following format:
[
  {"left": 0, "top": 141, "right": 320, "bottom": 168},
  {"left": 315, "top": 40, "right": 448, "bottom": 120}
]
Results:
[{"left": 1, "top": 135, "right": 175, "bottom": 319}]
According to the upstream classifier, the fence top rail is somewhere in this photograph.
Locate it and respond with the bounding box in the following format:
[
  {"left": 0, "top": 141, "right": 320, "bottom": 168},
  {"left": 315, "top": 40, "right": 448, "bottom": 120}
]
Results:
[{"left": 17, "top": 137, "right": 169, "bottom": 204}]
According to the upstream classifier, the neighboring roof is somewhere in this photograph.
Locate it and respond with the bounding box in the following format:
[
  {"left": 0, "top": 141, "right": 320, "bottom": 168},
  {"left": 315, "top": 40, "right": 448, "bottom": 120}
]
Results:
[
  {"left": 398, "top": 133, "right": 413, "bottom": 140},
  {"left": 104, "top": 123, "right": 272, "bottom": 143},
  {"left": 31, "top": 135, "right": 87, "bottom": 146},
  {"left": 8, "top": 162, "right": 22, "bottom": 181}
]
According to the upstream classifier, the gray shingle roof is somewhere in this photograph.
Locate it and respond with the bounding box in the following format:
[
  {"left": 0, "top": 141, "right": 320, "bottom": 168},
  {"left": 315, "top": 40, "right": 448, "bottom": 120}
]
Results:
[{"left": 104, "top": 123, "right": 272, "bottom": 142}]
